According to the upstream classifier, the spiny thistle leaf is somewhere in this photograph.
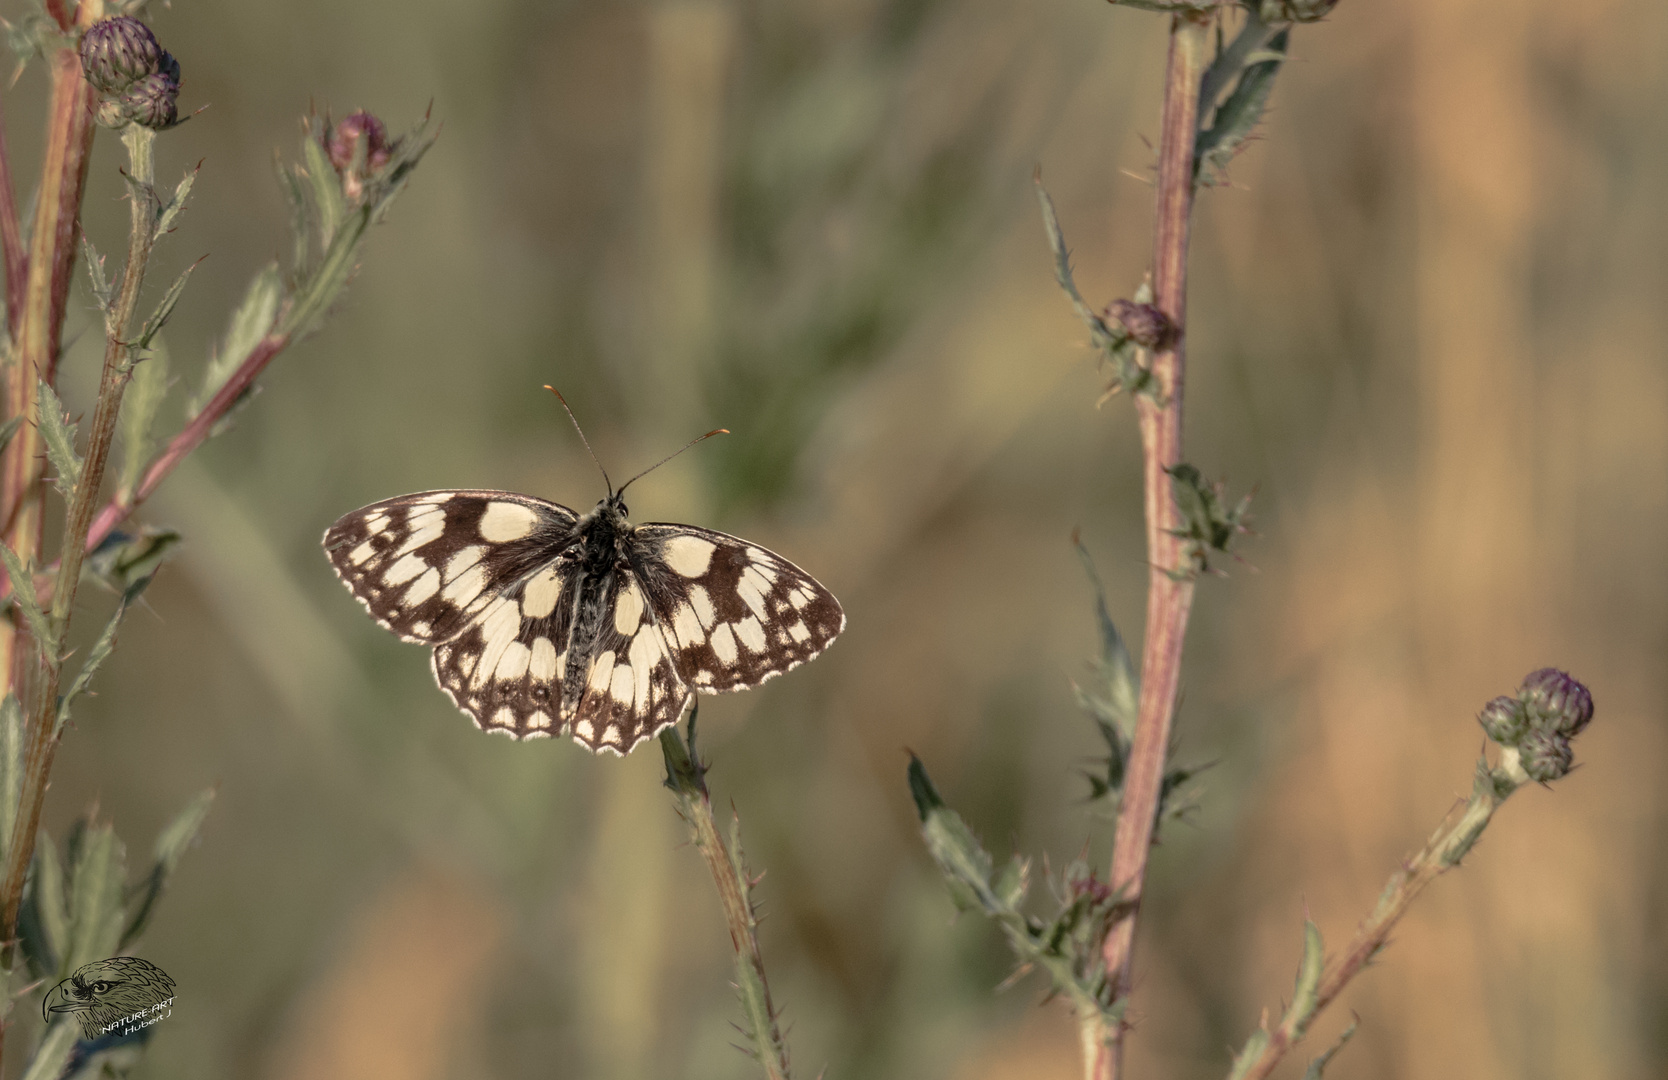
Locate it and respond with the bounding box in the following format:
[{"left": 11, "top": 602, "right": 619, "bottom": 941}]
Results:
[
  {"left": 1301, "top": 1019, "right": 1358, "bottom": 1079},
  {"left": 1195, "top": 28, "right": 1289, "bottom": 188},
  {"left": 81, "top": 235, "right": 114, "bottom": 313},
  {"left": 116, "top": 332, "right": 170, "bottom": 500},
  {"left": 908, "top": 755, "right": 1001, "bottom": 914},
  {"left": 1284, "top": 919, "right": 1325, "bottom": 1037},
  {"left": 300, "top": 131, "right": 347, "bottom": 254},
  {"left": 152, "top": 164, "right": 198, "bottom": 239},
  {"left": 64, "top": 819, "right": 125, "bottom": 973},
  {"left": 1197, "top": 8, "right": 1279, "bottom": 126},
  {"left": 190, "top": 261, "right": 280, "bottom": 419},
  {"left": 58, "top": 572, "right": 157, "bottom": 737},
  {"left": 21, "top": 831, "right": 67, "bottom": 979},
  {"left": 0, "top": 543, "right": 55, "bottom": 656},
  {"left": 1165, "top": 463, "right": 1253, "bottom": 578},
  {"left": 88, "top": 526, "right": 180, "bottom": 595},
  {"left": 36, "top": 380, "right": 82, "bottom": 495},
  {"left": 1227, "top": 1028, "right": 1272, "bottom": 1080},
  {"left": 133, "top": 255, "right": 204, "bottom": 351},
  {"left": 121, "top": 787, "right": 214, "bottom": 949}
]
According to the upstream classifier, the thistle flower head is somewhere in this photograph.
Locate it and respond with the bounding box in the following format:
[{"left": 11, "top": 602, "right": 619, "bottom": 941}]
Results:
[
  {"left": 1477, "top": 695, "right": 1529, "bottom": 746},
  {"left": 1106, "top": 299, "right": 1175, "bottom": 350},
  {"left": 1517, "top": 728, "right": 1575, "bottom": 783},
  {"left": 1519, "top": 667, "right": 1593, "bottom": 738},
  {"left": 79, "top": 16, "right": 162, "bottom": 96},
  {"left": 117, "top": 72, "right": 180, "bottom": 131}
]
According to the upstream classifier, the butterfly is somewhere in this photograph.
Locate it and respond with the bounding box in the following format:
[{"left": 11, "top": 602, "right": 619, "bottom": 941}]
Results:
[{"left": 321, "top": 399, "right": 845, "bottom": 755}]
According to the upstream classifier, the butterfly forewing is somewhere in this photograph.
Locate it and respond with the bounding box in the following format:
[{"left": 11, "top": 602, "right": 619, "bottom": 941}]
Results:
[
  {"left": 323, "top": 490, "right": 579, "bottom": 643},
  {"left": 630, "top": 524, "right": 846, "bottom": 693}
]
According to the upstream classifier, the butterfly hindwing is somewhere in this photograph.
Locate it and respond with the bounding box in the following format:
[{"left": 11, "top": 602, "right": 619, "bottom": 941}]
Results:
[
  {"left": 323, "top": 490, "right": 579, "bottom": 644},
  {"left": 630, "top": 524, "right": 846, "bottom": 694},
  {"left": 566, "top": 573, "right": 691, "bottom": 755}
]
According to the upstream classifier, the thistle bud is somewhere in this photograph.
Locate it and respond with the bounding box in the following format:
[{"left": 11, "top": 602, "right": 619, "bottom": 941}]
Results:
[
  {"left": 1477, "top": 695, "right": 1529, "bottom": 745},
  {"left": 1106, "top": 299, "right": 1175, "bottom": 350},
  {"left": 327, "top": 111, "right": 392, "bottom": 200},
  {"left": 79, "top": 16, "right": 163, "bottom": 95},
  {"left": 1519, "top": 668, "right": 1593, "bottom": 737},
  {"left": 118, "top": 72, "right": 180, "bottom": 131},
  {"left": 1517, "top": 729, "right": 1574, "bottom": 783}
]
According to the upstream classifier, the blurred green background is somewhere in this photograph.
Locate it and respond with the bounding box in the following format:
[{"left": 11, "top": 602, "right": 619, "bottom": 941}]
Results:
[{"left": 2, "top": 0, "right": 1664, "bottom": 1076}]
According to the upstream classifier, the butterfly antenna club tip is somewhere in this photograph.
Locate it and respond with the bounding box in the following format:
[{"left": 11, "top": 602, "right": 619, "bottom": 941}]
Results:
[{"left": 618, "top": 427, "right": 730, "bottom": 495}]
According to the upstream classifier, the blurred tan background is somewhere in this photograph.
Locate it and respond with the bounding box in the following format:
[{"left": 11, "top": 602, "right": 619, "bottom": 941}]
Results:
[{"left": 2, "top": 0, "right": 1663, "bottom": 1076}]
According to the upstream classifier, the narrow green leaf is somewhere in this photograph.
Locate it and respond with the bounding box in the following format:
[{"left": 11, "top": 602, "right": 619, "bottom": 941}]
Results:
[
  {"left": 366, "top": 114, "right": 440, "bottom": 224},
  {"left": 191, "top": 262, "right": 281, "bottom": 418},
  {"left": 1074, "top": 536, "right": 1139, "bottom": 736},
  {"left": 1197, "top": 7, "right": 1276, "bottom": 119},
  {"left": 32, "top": 832, "right": 67, "bottom": 977},
  {"left": 276, "top": 155, "right": 312, "bottom": 275},
  {"left": 279, "top": 205, "right": 371, "bottom": 341},
  {"left": 121, "top": 787, "right": 214, "bottom": 949},
  {"left": 1195, "top": 28, "right": 1288, "bottom": 187},
  {"left": 1226, "top": 1028, "right": 1272, "bottom": 1080},
  {"left": 153, "top": 163, "right": 199, "bottom": 238},
  {"left": 0, "top": 415, "right": 24, "bottom": 457},
  {"left": 117, "top": 332, "right": 170, "bottom": 501},
  {"left": 88, "top": 526, "right": 180, "bottom": 594},
  {"left": 0, "top": 543, "right": 54, "bottom": 655},
  {"left": 301, "top": 129, "right": 346, "bottom": 252},
  {"left": 18, "top": 1020, "right": 77, "bottom": 1080},
  {"left": 1285, "top": 919, "right": 1325, "bottom": 1036},
  {"left": 58, "top": 573, "right": 156, "bottom": 736},
  {"left": 910, "top": 756, "right": 1003, "bottom": 913},
  {"left": 0, "top": 695, "right": 18, "bottom": 868},
  {"left": 133, "top": 255, "right": 204, "bottom": 351},
  {"left": 1035, "top": 178, "right": 1116, "bottom": 339},
  {"left": 36, "top": 380, "right": 82, "bottom": 494},
  {"left": 81, "top": 234, "right": 114, "bottom": 312},
  {"left": 64, "top": 820, "right": 125, "bottom": 972},
  {"left": 1301, "top": 1019, "right": 1358, "bottom": 1080}
]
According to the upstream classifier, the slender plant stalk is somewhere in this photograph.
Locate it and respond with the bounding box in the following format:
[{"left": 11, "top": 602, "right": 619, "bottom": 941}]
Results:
[
  {"left": 1095, "top": 12, "right": 1211, "bottom": 1080},
  {"left": 0, "top": 107, "right": 24, "bottom": 330},
  {"left": 661, "top": 721, "right": 791, "bottom": 1080},
  {"left": 1232, "top": 761, "right": 1525, "bottom": 1080},
  {"left": 0, "top": 2, "right": 102, "bottom": 700},
  {"left": 0, "top": 122, "right": 156, "bottom": 961}
]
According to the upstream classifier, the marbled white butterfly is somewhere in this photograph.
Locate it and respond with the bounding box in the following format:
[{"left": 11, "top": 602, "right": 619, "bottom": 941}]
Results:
[{"left": 322, "top": 395, "right": 845, "bottom": 755}]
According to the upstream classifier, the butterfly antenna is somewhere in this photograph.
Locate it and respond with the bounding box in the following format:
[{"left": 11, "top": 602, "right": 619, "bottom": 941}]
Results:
[
  {"left": 617, "top": 428, "right": 730, "bottom": 495},
  {"left": 544, "top": 385, "right": 614, "bottom": 495}
]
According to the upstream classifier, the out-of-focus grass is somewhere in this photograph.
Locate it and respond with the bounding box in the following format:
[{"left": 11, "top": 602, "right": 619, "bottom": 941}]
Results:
[{"left": 6, "top": 0, "right": 1664, "bottom": 1077}]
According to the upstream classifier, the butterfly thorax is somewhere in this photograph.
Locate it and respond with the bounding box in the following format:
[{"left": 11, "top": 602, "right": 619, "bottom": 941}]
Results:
[{"left": 560, "top": 494, "right": 635, "bottom": 712}]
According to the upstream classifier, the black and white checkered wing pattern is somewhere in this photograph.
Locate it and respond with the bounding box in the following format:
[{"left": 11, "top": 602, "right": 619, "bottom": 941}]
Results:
[
  {"left": 631, "top": 524, "right": 845, "bottom": 694},
  {"left": 323, "top": 490, "right": 578, "bottom": 643},
  {"left": 564, "top": 572, "right": 691, "bottom": 754}
]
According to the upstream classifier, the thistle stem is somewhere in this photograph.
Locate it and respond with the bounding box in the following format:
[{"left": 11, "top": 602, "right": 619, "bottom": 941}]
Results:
[
  {"left": 0, "top": 122, "right": 156, "bottom": 967},
  {"left": 1094, "top": 12, "right": 1211, "bottom": 1080},
  {"left": 660, "top": 720, "right": 791, "bottom": 1080},
  {"left": 1230, "top": 767, "right": 1521, "bottom": 1080}
]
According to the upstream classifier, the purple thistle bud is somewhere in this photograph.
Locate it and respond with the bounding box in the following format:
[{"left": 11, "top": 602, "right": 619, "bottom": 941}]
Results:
[
  {"left": 1519, "top": 668, "right": 1594, "bottom": 738},
  {"left": 1105, "top": 299, "right": 1175, "bottom": 350},
  {"left": 1517, "top": 729, "right": 1574, "bottom": 783},
  {"left": 1477, "top": 695, "right": 1529, "bottom": 746},
  {"left": 118, "top": 72, "right": 180, "bottom": 131},
  {"left": 79, "top": 16, "right": 163, "bottom": 96},
  {"left": 327, "top": 111, "right": 393, "bottom": 201}
]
